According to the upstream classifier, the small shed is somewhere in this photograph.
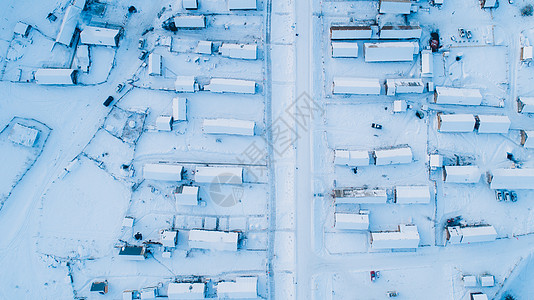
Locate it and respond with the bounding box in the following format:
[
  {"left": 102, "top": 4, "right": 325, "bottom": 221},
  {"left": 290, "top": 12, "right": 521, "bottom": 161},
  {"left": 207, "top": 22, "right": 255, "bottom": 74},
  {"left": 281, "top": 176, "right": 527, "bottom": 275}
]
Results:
[
  {"left": 55, "top": 5, "right": 82, "bottom": 46},
  {"left": 175, "top": 185, "right": 199, "bottom": 206},
  {"left": 379, "top": 25, "right": 422, "bottom": 39},
  {"left": 373, "top": 146, "right": 413, "bottom": 166},
  {"left": 148, "top": 53, "right": 162, "bottom": 76},
  {"left": 205, "top": 78, "right": 256, "bottom": 94},
  {"left": 461, "top": 226, "right": 498, "bottom": 244},
  {"left": 434, "top": 87, "right": 483, "bottom": 106},
  {"left": 216, "top": 277, "right": 258, "bottom": 298},
  {"left": 182, "top": 0, "right": 198, "bottom": 10},
  {"left": 8, "top": 123, "right": 39, "bottom": 147},
  {"left": 333, "top": 188, "right": 388, "bottom": 204},
  {"left": 430, "top": 154, "right": 443, "bottom": 169},
  {"left": 437, "top": 114, "right": 476, "bottom": 133},
  {"left": 203, "top": 118, "right": 255, "bottom": 136},
  {"left": 80, "top": 26, "right": 120, "bottom": 47},
  {"left": 197, "top": 41, "right": 213, "bottom": 54},
  {"left": 521, "top": 130, "right": 534, "bottom": 148},
  {"left": 521, "top": 46, "right": 533, "bottom": 61},
  {"left": 123, "top": 290, "right": 134, "bottom": 300},
  {"left": 333, "top": 77, "right": 381, "bottom": 95},
  {"left": 14, "top": 22, "right": 31, "bottom": 37},
  {"left": 168, "top": 282, "right": 205, "bottom": 299},
  {"left": 421, "top": 49, "right": 433, "bottom": 77},
  {"left": 386, "top": 78, "right": 424, "bottom": 95},
  {"left": 489, "top": 168, "right": 534, "bottom": 190},
  {"left": 188, "top": 230, "right": 239, "bottom": 251},
  {"left": 156, "top": 116, "right": 172, "bottom": 131},
  {"left": 175, "top": 76, "right": 196, "bottom": 92},
  {"left": 334, "top": 213, "right": 369, "bottom": 230},
  {"left": 118, "top": 245, "right": 147, "bottom": 260},
  {"left": 480, "top": 275, "right": 494, "bottom": 287},
  {"left": 393, "top": 100, "right": 407, "bottom": 112},
  {"left": 379, "top": 0, "right": 412, "bottom": 14},
  {"left": 482, "top": 0, "right": 497, "bottom": 8},
  {"left": 463, "top": 275, "right": 477, "bottom": 287},
  {"left": 471, "top": 294, "right": 488, "bottom": 300},
  {"left": 330, "top": 25, "right": 373, "bottom": 40},
  {"left": 228, "top": 0, "right": 257, "bottom": 10},
  {"left": 161, "top": 230, "right": 178, "bottom": 248},
  {"left": 334, "top": 150, "right": 370, "bottom": 166},
  {"left": 143, "top": 163, "right": 183, "bottom": 181},
  {"left": 35, "top": 68, "right": 77, "bottom": 85},
  {"left": 395, "top": 185, "right": 431, "bottom": 204},
  {"left": 90, "top": 281, "right": 108, "bottom": 294},
  {"left": 475, "top": 115, "right": 511, "bottom": 134},
  {"left": 174, "top": 15, "right": 206, "bottom": 28},
  {"left": 332, "top": 42, "right": 358, "bottom": 58},
  {"left": 220, "top": 43, "right": 257, "bottom": 60},
  {"left": 370, "top": 224, "right": 420, "bottom": 249},
  {"left": 172, "top": 97, "right": 187, "bottom": 122},
  {"left": 140, "top": 288, "right": 157, "bottom": 299},
  {"left": 364, "top": 42, "right": 415, "bottom": 62},
  {"left": 75, "top": 44, "right": 90, "bottom": 73},
  {"left": 194, "top": 166, "right": 243, "bottom": 184},
  {"left": 122, "top": 217, "right": 134, "bottom": 228},
  {"left": 517, "top": 97, "right": 534, "bottom": 113},
  {"left": 443, "top": 166, "right": 481, "bottom": 183}
]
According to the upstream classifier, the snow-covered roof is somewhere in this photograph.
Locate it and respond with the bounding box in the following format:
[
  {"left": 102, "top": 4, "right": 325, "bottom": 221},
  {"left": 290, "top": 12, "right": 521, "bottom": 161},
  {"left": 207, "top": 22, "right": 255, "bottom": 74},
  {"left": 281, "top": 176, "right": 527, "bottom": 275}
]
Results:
[
  {"left": 379, "top": 25, "right": 421, "bottom": 39},
  {"left": 364, "top": 42, "right": 415, "bottom": 62},
  {"left": 143, "top": 163, "right": 183, "bottom": 181},
  {"left": 72, "top": 0, "right": 87, "bottom": 9},
  {"left": 196, "top": 41, "right": 212, "bottom": 54},
  {"left": 228, "top": 0, "right": 257, "bottom": 10},
  {"left": 460, "top": 226, "right": 497, "bottom": 243},
  {"left": 216, "top": 277, "right": 258, "bottom": 298},
  {"left": 182, "top": 0, "right": 198, "bottom": 10},
  {"left": 330, "top": 26, "right": 373, "bottom": 40},
  {"left": 55, "top": 5, "right": 82, "bottom": 45},
  {"left": 471, "top": 294, "right": 488, "bottom": 300},
  {"left": 430, "top": 154, "right": 443, "bottom": 168},
  {"left": 205, "top": 78, "right": 256, "bottom": 94},
  {"left": 140, "top": 288, "right": 156, "bottom": 299},
  {"left": 393, "top": 100, "right": 407, "bottom": 112},
  {"left": 332, "top": 42, "right": 359, "bottom": 58},
  {"left": 522, "top": 131, "right": 534, "bottom": 148},
  {"left": 373, "top": 146, "right": 413, "bottom": 166},
  {"left": 463, "top": 275, "right": 477, "bottom": 287},
  {"left": 172, "top": 97, "right": 187, "bottom": 122},
  {"left": 220, "top": 43, "right": 257, "bottom": 60},
  {"left": 482, "top": 0, "right": 497, "bottom": 8},
  {"left": 175, "top": 76, "right": 196, "bottom": 92},
  {"left": 203, "top": 118, "right": 255, "bottom": 136},
  {"left": 379, "top": 0, "right": 412, "bottom": 14},
  {"left": 521, "top": 46, "right": 533, "bottom": 60},
  {"left": 156, "top": 116, "right": 172, "bottom": 131},
  {"left": 334, "top": 150, "right": 370, "bottom": 166},
  {"left": 35, "top": 68, "right": 77, "bottom": 85},
  {"left": 437, "top": 114, "right": 476, "bottom": 133},
  {"left": 80, "top": 26, "right": 120, "bottom": 47},
  {"left": 188, "top": 230, "right": 239, "bottom": 251},
  {"left": 122, "top": 217, "right": 134, "bottom": 228},
  {"left": 489, "top": 168, "right": 534, "bottom": 190},
  {"left": 75, "top": 44, "right": 89, "bottom": 72},
  {"left": 480, "top": 275, "right": 495, "bottom": 287},
  {"left": 371, "top": 224, "right": 420, "bottom": 249},
  {"left": 123, "top": 290, "right": 134, "bottom": 300},
  {"left": 175, "top": 186, "right": 199, "bottom": 206},
  {"left": 444, "top": 166, "right": 481, "bottom": 183},
  {"left": 334, "top": 213, "right": 369, "bottom": 230},
  {"left": 395, "top": 185, "right": 431, "bottom": 204},
  {"left": 118, "top": 246, "right": 146, "bottom": 260},
  {"left": 421, "top": 50, "right": 433, "bottom": 77},
  {"left": 148, "top": 53, "right": 161, "bottom": 76},
  {"left": 333, "top": 77, "right": 381, "bottom": 95},
  {"left": 14, "top": 22, "right": 30, "bottom": 36},
  {"left": 168, "top": 282, "right": 205, "bottom": 299},
  {"left": 386, "top": 78, "right": 424, "bottom": 95},
  {"left": 334, "top": 188, "right": 388, "bottom": 204},
  {"left": 174, "top": 15, "right": 206, "bottom": 28},
  {"left": 161, "top": 230, "right": 178, "bottom": 247},
  {"left": 476, "top": 115, "right": 510, "bottom": 134},
  {"left": 8, "top": 123, "right": 39, "bottom": 147},
  {"left": 434, "top": 87, "right": 483, "bottom": 106},
  {"left": 195, "top": 166, "right": 243, "bottom": 184},
  {"left": 518, "top": 97, "right": 534, "bottom": 113}
]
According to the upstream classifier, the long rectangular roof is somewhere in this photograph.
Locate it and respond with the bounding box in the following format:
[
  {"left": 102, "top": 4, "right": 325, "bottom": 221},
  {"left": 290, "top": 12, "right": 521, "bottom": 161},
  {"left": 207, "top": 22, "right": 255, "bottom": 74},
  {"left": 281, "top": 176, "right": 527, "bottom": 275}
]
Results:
[{"left": 490, "top": 168, "right": 534, "bottom": 190}]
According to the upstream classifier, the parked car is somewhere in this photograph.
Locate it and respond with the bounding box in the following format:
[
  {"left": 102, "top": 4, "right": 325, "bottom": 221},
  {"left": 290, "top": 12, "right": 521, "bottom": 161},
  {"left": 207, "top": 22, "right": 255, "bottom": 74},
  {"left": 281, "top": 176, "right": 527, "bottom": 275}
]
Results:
[
  {"left": 371, "top": 123, "right": 383, "bottom": 129},
  {"left": 103, "top": 96, "right": 114, "bottom": 107}
]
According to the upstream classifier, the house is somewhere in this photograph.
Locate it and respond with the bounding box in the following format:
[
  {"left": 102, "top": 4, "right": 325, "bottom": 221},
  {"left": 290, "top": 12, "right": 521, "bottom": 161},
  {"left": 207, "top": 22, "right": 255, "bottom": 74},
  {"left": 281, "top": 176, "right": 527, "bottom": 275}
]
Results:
[
  {"left": 480, "top": 275, "right": 495, "bottom": 287},
  {"left": 379, "top": 25, "right": 422, "bottom": 39},
  {"left": 333, "top": 188, "right": 388, "bottom": 204},
  {"left": 175, "top": 76, "right": 196, "bottom": 92},
  {"left": 205, "top": 78, "right": 256, "bottom": 94},
  {"left": 182, "top": 0, "right": 198, "bottom": 10},
  {"left": 463, "top": 275, "right": 477, "bottom": 287},
  {"left": 175, "top": 185, "right": 199, "bottom": 206},
  {"left": 143, "top": 163, "right": 183, "bottom": 181},
  {"left": 443, "top": 166, "right": 481, "bottom": 183},
  {"left": 395, "top": 185, "right": 431, "bottom": 204},
  {"left": 220, "top": 43, "right": 257, "bottom": 60},
  {"left": 118, "top": 245, "right": 147, "bottom": 260},
  {"left": 72, "top": 0, "right": 87, "bottom": 9},
  {"left": 434, "top": 87, "right": 483, "bottom": 105},
  {"left": 437, "top": 114, "right": 476, "bottom": 133},
  {"left": 332, "top": 77, "right": 381, "bottom": 95},
  {"left": 471, "top": 293, "right": 488, "bottom": 300},
  {"left": 172, "top": 97, "right": 187, "bottom": 121},
  {"left": 330, "top": 25, "right": 373, "bottom": 40},
  {"left": 481, "top": 0, "right": 497, "bottom": 8},
  {"left": 14, "top": 22, "right": 31, "bottom": 37},
  {"left": 122, "top": 217, "right": 134, "bottom": 228},
  {"left": 80, "top": 26, "right": 120, "bottom": 47},
  {"left": 197, "top": 41, "right": 212, "bottom": 54},
  {"left": 363, "top": 42, "right": 415, "bottom": 62},
  {"left": 55, "top": 5, "right": 82, "bottom": 46},
  {"left": 421, "top": 49, "right": 433, "bottom": 77},
  {"left": 332, "top": 42, "right": 358, "bottom": 58},
  {"left": 429, "top": 154, "right": 443, "bottom": 170},
  {"left": 393, "top": 100, "right": 407, "bottom": 112},
  {"left": 488, "top": 168, "right": 534, "bottom": 190},
  {"left": 334, "top": 150, "right": 370, "bottom": 166},
  {"left": 228, "top": 0, "right": 257, "bottom": 10},
  {"left": 521, "top": 46, "right": 533, "bottom": 61},
  {"left": 167, "top": 282, "right": 205, "bottom": 299},
  {"left": 517, "top": 97, "right": 534, "bottom": 113},
  {"left": 386, "top": 78, "right": 424, "bottom": 95},
  {"left": 194, "top": 167, "right": 243, "bottom": 184},
  {"left": 188, "top": 230, "right": 239, "bottom": 251},
  {"left": 156, "top": 116, "right": 172, "bottom": 131},
  {"left": 446, "top": 225, "right": 497, "bottom": 245},
  {"left": 379, "top": 0, "right": 412, "bottom": 14},
  {"left": 140, "top": 288, "right": 157, "bottom": 299},
  {"left": 202, "top": 118, "right": 255, "bottom": 136},
  {"left": 75, "top": 44, "right": 90, "bottom": 72},
  {"left": 370, "top": 224, "right": 420, "bottom": 249},
  {"left": 35, "top": 68, "right": 77, "bottom": 85},
  {"left": 123, "top": 290, "right": 134, "bottom": 300},
  {"left": 174, "top": 15, "right": 206, "bottom": 28},
  {"left": 373, "top": 146, "right": 413, "bottom": 166},
  {"left": 216, "top": 277, "right": 258, "bottom": 299},
  {"left": 90, "top": 281, "right": 108, "bottom": 294},
  {"left": 521, "top": 130, "right": 534, "bottom": 148},
  {"left": 161, "top": 230, "right": 178, "bottom": 248},
  {"left": 475, "top": 115, "right": 511, "bottom": 134},
  {"left": 334, "top": 213, "right": 369, "bottom": 230},
  {"left": 8, "top": 123, "right": 39, "bottom": 147},
  {"left": 148, "top": 53, "right": 162, "bottom": 76}
]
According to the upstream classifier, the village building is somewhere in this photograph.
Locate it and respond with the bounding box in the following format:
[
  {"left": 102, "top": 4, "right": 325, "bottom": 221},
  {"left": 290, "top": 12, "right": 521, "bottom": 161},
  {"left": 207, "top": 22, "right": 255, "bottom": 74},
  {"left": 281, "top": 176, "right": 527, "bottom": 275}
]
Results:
[
  {"left": 202, "top": 118, "right": 255, "bottom": 136},
  {"left": 205, "top": 78, "right": 256, "bottom": 94},
  {"left": 175, "top": 76, "right": 196, "bottom": 92},
  {"left": 174, "top": 185, "right": 199, "bottom": 206},
  {"left": 370, "top": 224, "right": 420, "bottom": 249},
  {"left": 172, "top": 97, "right": 187, "bottom": 122},
  {"left": 14, "top": 22, "right": 31, "bottom": 37},
  {"left": 334, "top": 213, "right": 370, "bottom": 230},
  {"left": 188, "top": 230, "right": 239, "bottom": 251},
  {"left": 35, "top": 68, "right": 77, "bottom": 85},
  {"left": 80, "top": 26, "right": 120, "bottom": 47},
  {"left": 220, "top": 43, "right": 257, "bottom": 60},
  {"left": 330, "top": 25, "right": 373, "bottom": 40},
  {"left": 480, "top": 275, "right": 495, "bottom": 287},
  {"left": 421, "top": 49, "right": 433, "bottom": 77},
  {"left": 434, "top": 87, "right": 483, "bottom": 105},
  {"left": 437, "top": 114, "right": 476, "bottom": 133},
  {"left": 55, "top": 5, "right": 82, "bottom": 46},
  {"left": 148, "top": 53, "right": 162, "bottom": 76},
  {"left": 156, "top": 116, "right": 173, "bottom": 131},
  {"left": 446, "top": 225, "right": 497, "bottom": 245},
  {"left": 386, "top": 78, "right": 424, "bottom": 95},
  {"left": 521, "top": 130, "right": 534, "bottom": 148},
  {"left": 334, "top": 188, "right": 388, "bottom": 204},
  {"left": 216, "top": 277, "right": 258, "bottom": 298},
  {"left": 331, "top": 42, "right": 358, "bottom": 58},
  {"left": 475, "top": 115, "right": 511, "bottom": 134},
  {"left": 8, "top": 123, "right": 39, "bottom": 147},
  {"left": 395, "top": 185, "right": 431, "bottom": 204},
  {"left": 196, "top": 41, "right": 213, "bottom": 54},
  {"left": 379, "top": 0, "right": 412, "bottom": 14},
  {"left": 167, "top": 282, "right": 205, "bottom": 299},
  {"left": 521, "top": 46, "right": 533, "bottom": 61},
  {"left": 174, "top": 15, "right": 206, "bottom": 28},
  {"left": 194, "top": 166, "right": 243, "bottom": 184},
  {"left": 161, "top": 230, "right": 178, "bottom": 248},
  {"left": 333, "top": 77, "right": 381, "bottom": 95},
  {"left": 228, "top": 0, "right": 257, "bottom": 10},
  {"left": 143, "top": 163, "right": 183, "bottom": 181},
  {"left": 90, "top": 281, "right": 108, "bottom": 294},
  {"left": 334, "top": 150, "right": 370, "bottom": 166},
  {"left": 182, "top": 0, "right": 198, "bottom": 10},
  {"left": 481, "top": 0, "right": 497, "bottom": 8},
  {"left": 363, "top": 42, "right": 415, "bottom": 62},
  {"left": 463, "top": 275, "right": 477, "bottom": 287},
  {"left": 517, "top": 96, "right": 534, "bottom": 113},
  {"left": 118, "top": 245, "right": 147, "bottom": 260},
  {"left": 488, "top": 168, "right": 534, "bottom": 190},
  {"left": 393, "top": 100, "right": 407, "bottom": 112},
  {"left": 379, "top": 25, "right": 422, "bottom": 39},
  {"left": 443, "top": 166, "right": 481, "bottom": 183},
  {"left": 373, "top": 146, "right": 413, "bottom": 166}
]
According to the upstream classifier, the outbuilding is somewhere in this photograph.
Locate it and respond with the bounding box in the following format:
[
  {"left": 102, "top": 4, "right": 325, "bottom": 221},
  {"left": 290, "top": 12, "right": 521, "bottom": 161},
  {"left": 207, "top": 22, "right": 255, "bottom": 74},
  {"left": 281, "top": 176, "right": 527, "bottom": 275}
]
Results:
[
  {"left": 80, "top": 26, "right": 120, "bottom": 47},
  {"left": 35, "top": 68, "right": 77, "bottom": 85},
  {"left": 517, "top": 97, "right": 534, "bottom": 113},
  {"left": 90, "top": 281, "right": 108, "bottom": 294},
  {"left": 386, "top": 78, "right": 424, "bottom": 95},
  {"left": 220, "top": 43, "right": 257, "bottom": 60},
  {"left": 334, "top": 150, "right": 370, "bottom": 166},
  {"left": 364, "top": 42, "right": 415, "bottom": 62},
  {"left": 143, "top": 163, "right": 183, "bottom": 181},
  {"left": 8, "top": 123, "right": 39, "bottom": 147},
  {"left": 55, "top": 5, "right": 82, "bottom": 46},
  {"left": 332, "top": 42, "right": 358, "bottom": 58},
  {"left": 395, "top": 185, "right": 431, "bottom": 204},
  {"left": 421, "top": 49, "right": 433, "bottom": 77},
  {"left": 463, "top": 275, "right": 477, "bottom": 287},
  {"left": 148, "top": 53, "right": 162, "bottom": 76},
  {"left": 168, "top": 282, "right": 205, "bottom": 299},
  {"left": 471, "top": 294, "right": 489, "bottom": 300},
  {"left": 188, "top": 230, "right": 239, "bottom": 251},
  {"left": 475, "top": 115, "right": 511, "bottom": 134},
  {"left": 446, "top": 225, "right": 497, "bottom": 244},
  {"left": 14, "top": 22, "right": 31, "bottom": 37},
  {"left": 521, "top": 130, "right": 534, "bottom": 148},
  {"left": 205, "top": 78, "right": 256, "bottom": 94},
  {"left": 330, "top": 25, "right": 373, "bottom": 40},
  {"left": 161, "top": 230, "right": 178, "bottom": 248},
  {"left": 334, "top": 213, "right": 369, "bottom": 230},
  {"left": 488, "top": 168, "right": 534, "bottom": 190},
  {"left": 175, "top": 185, "right": 199, "bottom": 206},
  {"left": 182, "top": 0, "right": 198, "bottom": 10},
  {"left": 172, "top": 97, "right": 187, "bottom": 121},
  {"left": 174, "top": 15, "right": 206, "bottom": 28},
  {"left": 521, "top": 46, "right": 533, "bottom": 61},
  {"left": 443, "top": 166, "right": 481, "bottom": 183},
  {"left": 216, "top": 277, "right": 258, "bottom": 298},
  {"left": 379, "top": 0, "right": 412, "bottom": 14},
  {"left": 194, "top": 166, "right": 243, "bottom": 184},
  {"left": 156, "top": 116, "right": 172, "bottom": 131},
  {"left": 175, "top": 76, "right": 196, "bottom": 92},
  {"left": 118, "top": 245, "right": 147, "bottom": 260},
  {"left": 333, "top": 77, "right": 381, "bottom": 95},
  {"left": 480, "top": 275, "right": 495, "bottom": 287},
  {"left": 434, "top": 87, "right": 483, "bottom": 106},
  {"left": 379, "top": 25, "right": 422, "bottom": 39},
  {"left": 373, "top": 146, "right": 413, "bottom": 166},
  {"left": 482, "top": 0, "right": 497, "bottom": 8},
  {"left": 228, "top": 0, "right": 257, "bottom": 10},
  {"left": 197, "top": 41, "right": 213, "bottom": 54},
  {"left": 370, "top": 224, "right": 420, "bottom": 249},
  {"left": 333, "top": 188, "right": 388, "bottom": 204},
  {"left": 437, "top": 114, "right": 476, "bottom": 133},
  {"left": 203, "top": 118, "right": 255, "bottom": 136}
]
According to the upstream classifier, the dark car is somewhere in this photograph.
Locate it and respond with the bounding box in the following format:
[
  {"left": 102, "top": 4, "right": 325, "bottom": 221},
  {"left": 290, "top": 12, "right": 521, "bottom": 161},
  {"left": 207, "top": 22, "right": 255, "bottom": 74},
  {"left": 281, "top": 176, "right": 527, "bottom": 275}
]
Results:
[{"left": 103, "top": 96, "right": 114, "bottom": 107}]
